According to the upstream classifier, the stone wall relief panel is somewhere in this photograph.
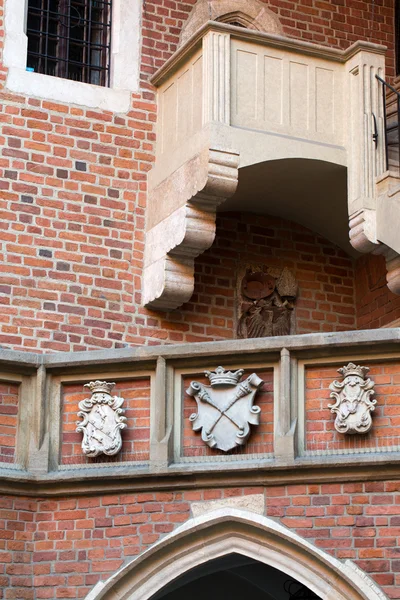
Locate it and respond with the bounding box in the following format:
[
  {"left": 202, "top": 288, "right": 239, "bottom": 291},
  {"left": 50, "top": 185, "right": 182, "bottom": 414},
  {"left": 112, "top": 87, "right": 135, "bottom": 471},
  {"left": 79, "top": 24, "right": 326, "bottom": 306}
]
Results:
[
  {"left": 328, "top": 363, "right": 376, "bottom": 434},
  {"left": 186, "top": 366, "right": 264, "bottom": 452},
  {"left": 76, "top": 381, "right": 127, "bottom": 457},
  {"left": 237, "top": 266, "right": 298, "bottom": 338}
]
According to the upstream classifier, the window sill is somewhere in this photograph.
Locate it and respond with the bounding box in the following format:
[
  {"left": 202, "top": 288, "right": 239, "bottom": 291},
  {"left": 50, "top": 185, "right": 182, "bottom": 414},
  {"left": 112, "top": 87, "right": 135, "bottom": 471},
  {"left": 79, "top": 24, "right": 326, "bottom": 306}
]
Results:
[{"left": 6, "top": 67, "right": 132, "bottom": 112}]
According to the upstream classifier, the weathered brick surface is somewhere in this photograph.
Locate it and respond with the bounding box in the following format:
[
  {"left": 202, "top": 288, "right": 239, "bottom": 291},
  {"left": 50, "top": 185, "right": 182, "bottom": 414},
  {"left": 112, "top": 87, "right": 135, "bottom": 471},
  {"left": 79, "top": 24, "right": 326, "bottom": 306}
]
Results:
[
  {"left": 61, "top": 379, "right": 151, "bottom": 465},
  {"left": 0, "top": 382, "right": 18, "bottom": 464},
  {"left": 0, "top": 205, "right": 358, "bottom": 351},
  {"left": 2, "top": 483, "right": 400, "bottom": 598},
  {"left": 305, "top": 362, "right": 400, "bottom": 454},
  {"left": 0, "top": 496, "right": 35, "bottom": 600},
  {"left": 182, "top": 368, "right": 274, "bottom": 458},
  {"left": 356, "top": 254, "right": 400, "bottom": 330}
]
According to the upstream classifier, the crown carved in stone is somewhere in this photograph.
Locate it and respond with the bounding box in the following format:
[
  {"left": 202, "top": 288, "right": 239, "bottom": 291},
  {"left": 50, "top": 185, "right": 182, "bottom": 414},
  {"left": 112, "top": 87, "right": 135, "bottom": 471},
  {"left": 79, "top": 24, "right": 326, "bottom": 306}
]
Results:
[
  {"left": 328, "top": 363, "right": 376, "bottom": 435},
  {"left": 76, "top": 381, "right": 127, "bottom": 457}
]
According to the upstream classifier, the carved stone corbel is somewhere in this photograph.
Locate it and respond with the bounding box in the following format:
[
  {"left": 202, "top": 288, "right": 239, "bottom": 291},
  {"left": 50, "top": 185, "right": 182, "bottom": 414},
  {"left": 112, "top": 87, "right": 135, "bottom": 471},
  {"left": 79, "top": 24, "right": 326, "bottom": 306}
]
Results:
[
  {"left": 349, "top": 209, "right": 379, "bottom": 255},
  {"left": 143, "top": 147, "right": 239, "bottom": 310},
  {"left": 349, "top": 205, "right": 400, "bottom": 296}
]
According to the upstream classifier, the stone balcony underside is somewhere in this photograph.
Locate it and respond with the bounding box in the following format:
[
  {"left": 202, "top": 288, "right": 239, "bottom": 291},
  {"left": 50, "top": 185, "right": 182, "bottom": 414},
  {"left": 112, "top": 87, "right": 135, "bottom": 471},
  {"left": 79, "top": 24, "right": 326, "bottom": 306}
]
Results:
[
  {"left": 2, "top": 328, "right": 400, "bottom": 496},
  {"left": 144, "top": 21, "right": 400, "bottom": 311}
]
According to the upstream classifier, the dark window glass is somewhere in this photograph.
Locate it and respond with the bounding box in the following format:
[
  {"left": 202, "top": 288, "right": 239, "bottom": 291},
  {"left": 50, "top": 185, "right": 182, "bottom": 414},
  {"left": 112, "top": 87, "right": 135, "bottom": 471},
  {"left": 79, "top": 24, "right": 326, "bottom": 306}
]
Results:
[{"left": 26, "top": 0, "right": 112, "bottom": 86}]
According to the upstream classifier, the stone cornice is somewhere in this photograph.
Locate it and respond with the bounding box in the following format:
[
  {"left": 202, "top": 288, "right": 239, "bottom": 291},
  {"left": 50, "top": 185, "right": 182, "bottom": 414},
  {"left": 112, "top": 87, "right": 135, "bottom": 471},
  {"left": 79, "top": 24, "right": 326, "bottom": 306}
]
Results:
[
  {"left": 151, "top": 20, "right": 387, "bottom": 87},
  {"left": 2, "top": 454, "right": 400, "bottom": 497},
  {"left": 1, "top": 328, "right": 399, "bottom": 370}
]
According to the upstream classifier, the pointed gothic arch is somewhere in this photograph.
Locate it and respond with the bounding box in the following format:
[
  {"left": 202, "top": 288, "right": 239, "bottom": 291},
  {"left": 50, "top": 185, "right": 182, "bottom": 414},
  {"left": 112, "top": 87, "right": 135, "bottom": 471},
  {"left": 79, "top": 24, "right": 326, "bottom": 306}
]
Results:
[{"left": 85, "top": 507, "right": 387, "bottom": 600}]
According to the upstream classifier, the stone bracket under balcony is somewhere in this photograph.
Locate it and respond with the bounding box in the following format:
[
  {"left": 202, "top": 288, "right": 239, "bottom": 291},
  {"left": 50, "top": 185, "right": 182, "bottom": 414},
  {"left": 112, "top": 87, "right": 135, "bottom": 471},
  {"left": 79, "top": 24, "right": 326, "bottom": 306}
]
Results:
[{"left": 144, "top": 21, "right": 389, "bottom": 311}]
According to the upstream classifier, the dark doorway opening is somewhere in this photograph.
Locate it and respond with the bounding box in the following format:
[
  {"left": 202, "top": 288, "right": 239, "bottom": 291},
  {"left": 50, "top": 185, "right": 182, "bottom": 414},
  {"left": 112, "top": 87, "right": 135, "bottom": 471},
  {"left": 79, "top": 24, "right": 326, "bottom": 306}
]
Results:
[{"left": 151, "top": 553, "right": 320, "bottom": 600}]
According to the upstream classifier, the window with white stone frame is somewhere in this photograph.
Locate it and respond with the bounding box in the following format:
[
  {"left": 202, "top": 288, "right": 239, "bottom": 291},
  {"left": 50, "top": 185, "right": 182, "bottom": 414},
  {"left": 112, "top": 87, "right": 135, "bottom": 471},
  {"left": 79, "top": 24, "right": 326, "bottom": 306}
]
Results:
[
  {"left": 3, "top": 0, "right": 141, "bottom": 111},
  {"left": 26, "top": 0, "right": 112, "bottom": 87}
]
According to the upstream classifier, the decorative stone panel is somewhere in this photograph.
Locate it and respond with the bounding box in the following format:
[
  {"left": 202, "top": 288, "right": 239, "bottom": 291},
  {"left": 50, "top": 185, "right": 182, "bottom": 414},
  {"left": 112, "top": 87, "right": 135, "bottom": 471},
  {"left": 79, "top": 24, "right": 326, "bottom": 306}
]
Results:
[
  {"left": 61, "top": 379, "right": 150, "bottom": 465},
  {"left": 328, "top": 363, "right": 376, "bottom": 434},
  {"left": 304, "top": 363, "right": 400, "bottom": 455}
]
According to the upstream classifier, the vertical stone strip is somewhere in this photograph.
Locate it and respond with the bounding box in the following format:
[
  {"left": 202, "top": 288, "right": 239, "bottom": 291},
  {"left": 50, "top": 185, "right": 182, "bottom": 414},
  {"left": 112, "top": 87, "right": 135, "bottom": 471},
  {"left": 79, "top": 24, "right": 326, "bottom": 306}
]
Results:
[
  {"left": 203, "top": 30, "right": 230, "bottom": 125},
  {"left": 346, "top": 47, "right": 386, "bottom": 252},
  {"left": 275, "top": 347, "right": 296, "bottom": 461},
  {"left": 150, "top": 356, "right": 172, "bottom": 471}
]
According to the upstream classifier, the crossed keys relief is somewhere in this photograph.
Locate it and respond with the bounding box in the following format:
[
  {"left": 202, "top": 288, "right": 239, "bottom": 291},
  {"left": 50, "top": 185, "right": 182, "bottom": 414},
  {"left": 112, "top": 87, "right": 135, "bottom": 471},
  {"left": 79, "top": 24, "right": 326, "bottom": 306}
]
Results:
[
  {"left": 186, "top": 366, "right": 264, "bottom": 452},
  {"left": 76, "top": 381, "right": 127, "bottom": 457}
]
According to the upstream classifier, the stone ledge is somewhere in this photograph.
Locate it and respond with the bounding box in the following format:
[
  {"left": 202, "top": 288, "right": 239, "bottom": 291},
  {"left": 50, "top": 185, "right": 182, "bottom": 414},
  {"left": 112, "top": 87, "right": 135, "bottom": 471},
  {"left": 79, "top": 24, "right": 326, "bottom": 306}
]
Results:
[
  {"left": 3, "top": 453, "right": 400, "bottom": 497},
  {"left": 1, "top": 328, "right": 399, "bottom": 369}
]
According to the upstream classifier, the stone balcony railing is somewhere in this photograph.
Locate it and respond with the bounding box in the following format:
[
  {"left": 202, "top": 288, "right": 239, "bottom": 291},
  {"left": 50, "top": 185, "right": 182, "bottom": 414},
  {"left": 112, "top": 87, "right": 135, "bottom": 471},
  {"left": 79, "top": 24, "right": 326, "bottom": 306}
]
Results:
[
  {"left": 143, "top": 21, "right": 400, "bottom": 311},
  {"left": 1, "top": 328, "right": 400, "bottom": 496}
]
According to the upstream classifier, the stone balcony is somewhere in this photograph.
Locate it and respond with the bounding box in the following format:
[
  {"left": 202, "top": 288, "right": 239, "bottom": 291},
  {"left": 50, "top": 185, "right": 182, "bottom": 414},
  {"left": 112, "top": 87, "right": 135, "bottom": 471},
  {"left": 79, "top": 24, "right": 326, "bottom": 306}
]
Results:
[
  {"left": 1, "top": 328, "right": 400, "bottom": 496},
  {"left": 143, "top": 21, "right": 400, "bottom": 311}
]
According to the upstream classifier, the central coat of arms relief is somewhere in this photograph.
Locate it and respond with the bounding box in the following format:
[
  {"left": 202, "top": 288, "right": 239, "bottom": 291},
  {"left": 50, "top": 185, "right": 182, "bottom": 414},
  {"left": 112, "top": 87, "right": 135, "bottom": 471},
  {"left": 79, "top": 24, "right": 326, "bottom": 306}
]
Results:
[{"left": 186, "top": 366, "right": 264, "bottom": 452}]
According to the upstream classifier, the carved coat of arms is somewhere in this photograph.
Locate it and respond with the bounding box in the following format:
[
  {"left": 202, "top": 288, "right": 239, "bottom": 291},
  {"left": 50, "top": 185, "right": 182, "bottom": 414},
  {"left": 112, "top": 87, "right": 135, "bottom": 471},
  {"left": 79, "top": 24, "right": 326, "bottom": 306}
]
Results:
[
  {"left": 186, "top": 366, "right": 263, "bottom": 452},
  {"left": 76, "top": 381, "right": 127, "bottom": 457},
  {"left": 237, "top": 266, "right": 298, "bottom": 339},
  {"left": 328, "top": 363, "right": 376, "bottom": 434}
]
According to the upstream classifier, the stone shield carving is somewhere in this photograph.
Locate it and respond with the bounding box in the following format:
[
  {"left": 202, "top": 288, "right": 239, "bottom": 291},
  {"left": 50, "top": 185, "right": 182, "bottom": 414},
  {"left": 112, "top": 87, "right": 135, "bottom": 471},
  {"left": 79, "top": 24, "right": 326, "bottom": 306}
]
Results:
[
  {"left": 186, "top": 366, "right": 263, "bottom": 452},
  {"left": 76, "top": 381, "right": 127, "bottom": 457},
  {"left": 328, "top": 363, "right": 376, "bottom": 434}
]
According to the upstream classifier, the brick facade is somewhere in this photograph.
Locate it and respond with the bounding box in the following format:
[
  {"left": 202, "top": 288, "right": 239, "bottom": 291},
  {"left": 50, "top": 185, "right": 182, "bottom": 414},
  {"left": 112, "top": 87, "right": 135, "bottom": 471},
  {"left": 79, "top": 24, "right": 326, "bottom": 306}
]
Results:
[
  {"left": 1, "top": 1, "right": 399, "bottom": 599},
  {"left": 1, "top": 483, "right": 400, "bottom": 599},
  {"left": 0, "top": 208, "right": 358, "bottom": 351},
  {"left": 356, "top": 254, "right": 400, "bottom": 330}
]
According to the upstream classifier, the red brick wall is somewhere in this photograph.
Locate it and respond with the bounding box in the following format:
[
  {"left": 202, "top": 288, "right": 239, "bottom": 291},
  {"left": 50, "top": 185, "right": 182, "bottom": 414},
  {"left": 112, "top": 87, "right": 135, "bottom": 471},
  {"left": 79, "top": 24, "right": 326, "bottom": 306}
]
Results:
[
  {"left": 182, "top": 369, "right": 274, "bottom": 458},
  {"left": 0, "top": 496, "right": 35, "bottom": 599},
  {"left": 188, "top": 213, "right": 356, "bottom": 339},
  {"left": 61, "top": 380, "right": 150, "bottom": 466},
  {"left": 0, "top": 1, "right": 394, "bottom": 353},
  {"left": 305, "top": 362, "right": 400, "bottom": 455},
  {"left": 0, "top": 382, "right": 19, "bottom": 464},
  {"left": 0, "top": 205, "right": 358, "bottom": 351},
  {"left": 356, "top": 254, "right": 400, "bottom": 330},
  {"left": 2, "top": 482, "right": 400, "bottom": 599}
]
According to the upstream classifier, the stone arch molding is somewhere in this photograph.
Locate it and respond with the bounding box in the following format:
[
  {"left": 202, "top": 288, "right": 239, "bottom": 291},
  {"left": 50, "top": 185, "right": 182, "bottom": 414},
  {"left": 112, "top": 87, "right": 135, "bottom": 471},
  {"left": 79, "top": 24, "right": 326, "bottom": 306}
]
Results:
[
  {"left": 179, "top": 0, "right": 283, "bottom": 46},
  {"left": 85, "top": 507, "right": 388, "bottom": 600}
]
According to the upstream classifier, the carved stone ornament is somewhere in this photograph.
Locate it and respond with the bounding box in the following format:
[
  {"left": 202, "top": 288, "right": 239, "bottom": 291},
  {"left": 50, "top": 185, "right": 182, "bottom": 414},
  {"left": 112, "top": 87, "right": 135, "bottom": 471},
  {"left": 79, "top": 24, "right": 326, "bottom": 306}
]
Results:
[
  {"left": 328, "top": 364, "right": 376, "bottom": 434},
  {"left": 76, "top": 381, "right": 127, "bottom": 457},
  {"left": 186, "top": 366, "right": 263, "bottom": 452},
  {"left": 237, "top": 266, "right": 298, "bottom": 338}
]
